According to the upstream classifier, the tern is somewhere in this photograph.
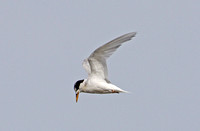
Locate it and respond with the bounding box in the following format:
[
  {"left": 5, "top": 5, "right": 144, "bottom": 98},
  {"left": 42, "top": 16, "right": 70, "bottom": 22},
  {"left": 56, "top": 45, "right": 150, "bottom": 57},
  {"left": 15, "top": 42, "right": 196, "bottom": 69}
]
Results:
[{"left": 74, "top": 32, "right": 137, "bottom": 102}]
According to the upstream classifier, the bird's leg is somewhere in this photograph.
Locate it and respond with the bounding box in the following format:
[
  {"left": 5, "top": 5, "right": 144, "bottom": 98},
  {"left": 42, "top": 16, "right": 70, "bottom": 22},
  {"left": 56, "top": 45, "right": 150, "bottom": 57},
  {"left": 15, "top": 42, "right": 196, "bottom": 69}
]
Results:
[{"left": 111, "top": 90, "right": 119, "bottom": 93}]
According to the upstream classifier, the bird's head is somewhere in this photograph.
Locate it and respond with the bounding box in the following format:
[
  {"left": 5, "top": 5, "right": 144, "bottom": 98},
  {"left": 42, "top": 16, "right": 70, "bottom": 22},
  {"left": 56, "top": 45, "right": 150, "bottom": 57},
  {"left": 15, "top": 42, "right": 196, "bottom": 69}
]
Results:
[{"left": 74, "top": 79, "right": 84, "bottom": 103}]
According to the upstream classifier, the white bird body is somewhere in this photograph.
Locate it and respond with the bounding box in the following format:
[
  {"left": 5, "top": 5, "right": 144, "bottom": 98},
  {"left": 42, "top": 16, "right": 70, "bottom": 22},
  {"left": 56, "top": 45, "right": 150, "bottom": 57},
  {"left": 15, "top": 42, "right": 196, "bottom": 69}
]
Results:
[
  {"left": 74, "top": 32, "right": 136, "bottom": 102},
  {"left": 79, "top": 77, "right": 127, "bottom": 94}
]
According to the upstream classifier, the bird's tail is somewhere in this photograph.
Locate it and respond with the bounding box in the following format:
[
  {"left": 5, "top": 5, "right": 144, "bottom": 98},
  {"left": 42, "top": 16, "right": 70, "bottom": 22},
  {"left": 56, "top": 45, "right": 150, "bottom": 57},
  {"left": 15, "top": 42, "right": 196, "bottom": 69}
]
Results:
[{"left": 120, "top": 89, "right": 131, "bottom": 93}]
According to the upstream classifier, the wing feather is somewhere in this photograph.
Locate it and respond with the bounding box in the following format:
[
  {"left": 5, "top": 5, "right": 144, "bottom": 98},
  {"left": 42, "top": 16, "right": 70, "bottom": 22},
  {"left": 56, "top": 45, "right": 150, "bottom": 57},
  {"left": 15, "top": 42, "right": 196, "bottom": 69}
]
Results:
[
  {"left": 82, "top": 32, "right": 136, "bottom": 80},
  {"left": 82, "top": 59, "right": 91, "bottom": 75}
]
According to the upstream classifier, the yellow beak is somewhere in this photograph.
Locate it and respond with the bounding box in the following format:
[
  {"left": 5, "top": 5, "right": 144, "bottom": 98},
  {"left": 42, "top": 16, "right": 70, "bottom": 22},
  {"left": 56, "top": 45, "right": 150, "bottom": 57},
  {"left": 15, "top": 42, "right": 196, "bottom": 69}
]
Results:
[{"left": 76, "top": 91, "right": 79, "bottom": 103}]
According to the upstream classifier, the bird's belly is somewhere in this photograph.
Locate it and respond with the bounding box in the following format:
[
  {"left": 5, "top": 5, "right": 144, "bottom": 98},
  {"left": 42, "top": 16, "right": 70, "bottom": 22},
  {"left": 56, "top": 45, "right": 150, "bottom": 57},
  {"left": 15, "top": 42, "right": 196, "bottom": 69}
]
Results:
[
  {"left": 81, "top": 86, "right": 113, "bottom": 94},
  {"left": 81, "top": 79, "right": 124, "bottom": 94}
]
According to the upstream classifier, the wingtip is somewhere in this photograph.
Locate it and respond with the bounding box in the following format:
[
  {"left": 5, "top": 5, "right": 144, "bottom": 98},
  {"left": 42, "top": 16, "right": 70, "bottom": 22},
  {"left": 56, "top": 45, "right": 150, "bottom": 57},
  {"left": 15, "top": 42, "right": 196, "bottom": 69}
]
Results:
[
  {"left": 123, "top": 32, "right": 137, "bottom": 39},
  {"left": 129, "top": 32, "right": 137, "bottom": 37}
]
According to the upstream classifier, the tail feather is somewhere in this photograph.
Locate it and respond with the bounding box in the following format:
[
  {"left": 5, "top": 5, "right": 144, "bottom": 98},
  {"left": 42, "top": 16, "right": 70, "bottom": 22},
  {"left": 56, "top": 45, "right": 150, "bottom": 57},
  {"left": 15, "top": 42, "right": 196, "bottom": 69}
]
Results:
[{"left": 120, "top": 90, "right": 131, "bottom": 93}]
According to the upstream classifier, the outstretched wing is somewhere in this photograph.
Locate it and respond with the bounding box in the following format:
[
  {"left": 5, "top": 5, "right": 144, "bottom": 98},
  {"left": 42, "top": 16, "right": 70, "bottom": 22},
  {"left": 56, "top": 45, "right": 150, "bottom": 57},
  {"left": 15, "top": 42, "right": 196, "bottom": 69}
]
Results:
[{"left": 82, "top": 32, "right": 136, "bottom": 80}]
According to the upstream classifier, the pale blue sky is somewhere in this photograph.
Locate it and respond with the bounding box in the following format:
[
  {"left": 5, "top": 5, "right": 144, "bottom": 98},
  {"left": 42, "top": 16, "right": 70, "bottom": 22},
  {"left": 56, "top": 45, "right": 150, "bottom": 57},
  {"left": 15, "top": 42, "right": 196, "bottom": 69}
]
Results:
[{"left": 0, "top": 0, "right": 200, "bottom": 131}]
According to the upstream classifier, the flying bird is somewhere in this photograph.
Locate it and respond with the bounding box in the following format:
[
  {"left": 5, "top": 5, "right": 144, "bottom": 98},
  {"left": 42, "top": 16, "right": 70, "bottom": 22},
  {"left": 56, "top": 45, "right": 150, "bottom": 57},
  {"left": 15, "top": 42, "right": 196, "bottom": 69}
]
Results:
[{"left": 74, "top": 32, "right": 137, "bottom": 102}]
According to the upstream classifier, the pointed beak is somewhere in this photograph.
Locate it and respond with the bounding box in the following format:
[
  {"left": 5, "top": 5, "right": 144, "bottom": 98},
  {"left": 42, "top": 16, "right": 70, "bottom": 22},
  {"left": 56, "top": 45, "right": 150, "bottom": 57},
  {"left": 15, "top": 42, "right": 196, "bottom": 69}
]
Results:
[{"left": 76, "top": 90, "right": 79, "bottom": 103}]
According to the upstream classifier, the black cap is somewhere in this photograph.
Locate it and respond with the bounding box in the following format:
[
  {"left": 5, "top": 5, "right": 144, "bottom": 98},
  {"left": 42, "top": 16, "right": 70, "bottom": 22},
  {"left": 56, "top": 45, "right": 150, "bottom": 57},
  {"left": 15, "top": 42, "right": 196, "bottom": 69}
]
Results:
[{"left": 74, "top": 79, "right": 84, "bottom": 91}]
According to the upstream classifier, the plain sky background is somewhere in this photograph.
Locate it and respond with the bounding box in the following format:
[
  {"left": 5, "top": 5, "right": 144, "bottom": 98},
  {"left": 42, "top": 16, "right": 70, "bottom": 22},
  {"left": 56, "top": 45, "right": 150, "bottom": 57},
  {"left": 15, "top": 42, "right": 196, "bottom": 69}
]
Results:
[{"left": 1, "top": 0, "right": 200, "bottom": 131}]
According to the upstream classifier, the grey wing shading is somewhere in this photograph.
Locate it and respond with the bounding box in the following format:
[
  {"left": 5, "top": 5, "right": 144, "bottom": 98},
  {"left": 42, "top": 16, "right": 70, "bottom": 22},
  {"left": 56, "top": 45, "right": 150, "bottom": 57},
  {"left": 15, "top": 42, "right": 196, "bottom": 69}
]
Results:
[
  {"left": 82, "top": 59, "right": 92, "bottom": 75},
  {"left": 82, "top": 32, "right": 137, "bottom": 81}
]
